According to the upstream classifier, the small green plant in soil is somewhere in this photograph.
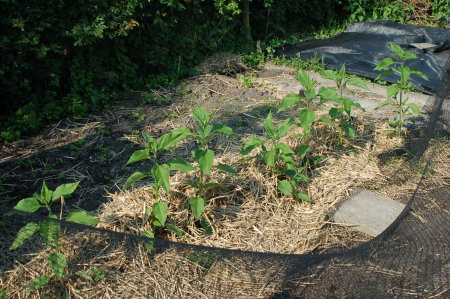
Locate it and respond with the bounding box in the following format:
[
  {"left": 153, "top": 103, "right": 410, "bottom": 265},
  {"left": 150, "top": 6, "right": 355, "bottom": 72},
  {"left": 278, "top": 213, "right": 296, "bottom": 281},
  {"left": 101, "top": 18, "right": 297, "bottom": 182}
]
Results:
[
  {"left": 241, "top": 112, "right": 311, "bottom": 202},
  {"left": 374, "top": 43, "right": 429, "bottom": 136},
  {"left": 98, "top": 124, "right": 110, "bottom": 135},
  {"left": 239, "top": 74, "right": 255, "bottom": 88},
  {"left": 273, "top": 52, "right": 326, "bottom": 72},
  {"left": 279, "top": 69, "right": 324, "bottom": 110},
  {"left": 75, "top": 267, "right": 105, "bottom": 282},
  {"left": 131, "top": 111, "right": 145, "bottom": 122},
  {"left": 10, "top": 181, "right": 98, "bottom": 291},
  {"left": 170, "top": 106, "right": 237, "bottom": 231},
  {"left": 243, "top": 52, "right": 265, "bottom": 68},
  {"left": 321, "top": 64, "right": 369, "bottom": 99},
  {"left": 317, "top": 64, "right": 368, "bottom": 146},
  {"left": 16, "top": 158, "right": 36, "bottom": 168},
  {"left": 69, "top": 139, "right": 86, "bottom": 151},
  {"left": 124, "top": 127, "right": 191, "bottom": 237}
]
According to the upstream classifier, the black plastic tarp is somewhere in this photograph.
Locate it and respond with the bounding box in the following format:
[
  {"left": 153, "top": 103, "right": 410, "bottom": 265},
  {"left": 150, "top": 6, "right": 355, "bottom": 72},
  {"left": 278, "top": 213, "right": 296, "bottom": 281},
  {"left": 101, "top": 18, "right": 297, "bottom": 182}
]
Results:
[{"left": 276, "top": 20, "right": 450, "bottom": 95}]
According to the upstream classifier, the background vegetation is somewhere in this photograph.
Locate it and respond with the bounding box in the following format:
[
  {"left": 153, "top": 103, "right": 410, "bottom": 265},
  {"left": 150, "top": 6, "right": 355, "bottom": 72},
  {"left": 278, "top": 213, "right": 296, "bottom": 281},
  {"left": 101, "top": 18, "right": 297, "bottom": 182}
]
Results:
[{"left": 1, "top": 0, "right": 448, "bottom": 142}]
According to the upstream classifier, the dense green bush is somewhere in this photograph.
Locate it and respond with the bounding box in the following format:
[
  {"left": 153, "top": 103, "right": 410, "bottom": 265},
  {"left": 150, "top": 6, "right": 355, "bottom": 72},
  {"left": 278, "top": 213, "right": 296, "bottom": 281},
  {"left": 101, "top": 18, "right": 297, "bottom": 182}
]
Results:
[{"left": 0, "top": 0, "right": 242, "bottom": 142}]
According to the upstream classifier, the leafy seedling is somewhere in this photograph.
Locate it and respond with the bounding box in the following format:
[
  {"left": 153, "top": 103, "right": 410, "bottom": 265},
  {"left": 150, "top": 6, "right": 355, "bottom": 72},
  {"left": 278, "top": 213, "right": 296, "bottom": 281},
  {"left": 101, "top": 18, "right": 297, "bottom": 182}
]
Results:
[
  {"left": 69, "top": 139, "right": 86, "bottom": 151},
  {"left": 241, "top": 112, "right": 311, "bottom": 202},
  {"left": 11, "top": 181, "right": 98, "bottom": 291},
  {"left": 279, "top": 69, "right": 325, "bottom": 110},
  {"left": 317, "top": 64, "right": 368, "bottom": 146},
  {"left": 125, "top": 127, "right": 192, "bottom": 237},
  {"left": 168, "top": 106, "right": 237, "bottom": 227},
  {"left": 374, "top": 43, "right": 428, "bottom": 136}
]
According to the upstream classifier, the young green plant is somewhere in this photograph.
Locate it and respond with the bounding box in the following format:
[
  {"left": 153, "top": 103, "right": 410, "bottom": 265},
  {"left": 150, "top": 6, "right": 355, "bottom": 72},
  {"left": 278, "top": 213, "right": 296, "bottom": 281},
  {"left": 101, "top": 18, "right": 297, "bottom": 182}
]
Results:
[
  {"left": 11, "top": 181, "right": 99, "bottom": 290},
  {"left": 169, "top": 106, "right": 237, "bottom": 231},
  {"left": 374, "top": 43, "right": 428, "bottom": 136},
  {"left": 318, "top": 64, "right": 369, "bottom": 145},
  {"left": 279, "top": 69, "right": 325, "bottom": 110},
  {"left": 241, "top": 112, "right": 311, "bottom": 202},
  {"left": 124, "top": 127, "right": 191, "bottom": 237}
]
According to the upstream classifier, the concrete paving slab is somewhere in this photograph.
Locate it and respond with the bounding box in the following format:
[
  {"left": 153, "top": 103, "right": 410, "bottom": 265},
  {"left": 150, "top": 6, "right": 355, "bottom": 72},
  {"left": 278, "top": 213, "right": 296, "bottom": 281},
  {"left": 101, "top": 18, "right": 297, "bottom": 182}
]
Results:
[{"left": 331, "top": 189, "right": 406, "bottom": 237}]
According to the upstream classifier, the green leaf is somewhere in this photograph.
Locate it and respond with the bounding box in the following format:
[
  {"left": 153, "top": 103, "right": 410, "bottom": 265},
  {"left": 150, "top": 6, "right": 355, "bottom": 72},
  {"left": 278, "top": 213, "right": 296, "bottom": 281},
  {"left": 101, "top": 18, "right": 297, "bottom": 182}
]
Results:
[
  {"left": 200, "top": 219, "right": 213, "bottom": 235},
  {"left": 124, "top": 171, "right": 149, "bottom": 189},
  {"left": 402, "top": 50, "right": 417, "bottom": 61},
  {"left": 376, "top": 69, "right": 394, "bottom": 80},
  {"left": 297, "top": 144, "right": 311, "bottom": 159},
  {"left": 263, "top": 112, "right": 275, "bottom": 137},
  {"left": 152, "top": 164, "right": 171, "bottom": 193},
  {"left": 399, "top": 66, "right": 411, "bottom": 83},
  {"left": 407, "top": 103, "right": 420, "bottom": 115},
  {"left": 194, "top": 150, "right": 214, "bottom": 175},
  {"left": 28, "top": 275, "right": 51, "bottom": 290},
  {"left": 126, "top": 149, "right": 150, "bottom": 165},
  {"left": 216, "top": 164, "right": 237, "bottom": 175},
  {"left": 387, "top": 85, "right": 400, "bottom": 99},
  {"left": 263, "top": 150, "right": 275, "bottom": 167},
  {"left": 329, "top": 107, "right": 340, "bottom": 119},
  {"left": 189, "top": 197, "right": 205, "bottom": 220},
  {"left": 52, "top": 182, "right": 79, "bottom": 202},
  {"left": 10, "top": 222, "right": 39, "bottom": 250},
  {"left": 275, "top": 143, "right": 294, "bottom": 155},
  {"left": 193, "top": 106, "right": 211, "bottom": 127},
  {"left": 14, "top": 197, "right": 41, "bottom": 213},
  {"left": 275, "top": 118, "right": 294, "bottom": 139},
  {"left": 280, "top": 153, "right": 295, "bottom": 164},
  {"left": 411, "top": 70, "right": 429, "bottom": 81},
  {"left": 304, "top": 89, "right": 317, "bottom": 99},
  {"left": 157, "top": 128, "right": 191, "bottom": 151},
  {"left": 40, "top": 181, "right": 53, "bottom": 204},
  {"left": 299, "top": 109, "right": 315, "bottom": 131},
  {"left": 390, "top": 43, "right": 406, "bottom": 58},
  {"left": 339, "top": 64, "right": 346, "bottom": 77},
  {"left": 90, "top": 267, "right": 105, "bottom": 282},
  {"left": 168, "top": 158, "right": 195, "bottom": 172},
  {"left": 241, "top": 137, "right": 265, "bottom": 155},
  {"left": 318, "top": 117, "right": 337, "bottom": 127},
  {"left": 296, "top": 192, "right": 313, "bottom": 202},
  {"left": 347, "top": 77, "right": 369, "bottom": 90},
  {"left": 344, "top": 123, "right": 356, "bottom": 139},
  {"left": 318, "top": 87, "right": 340, "bottom": 102},
  {"left": 76, "top": 271, "right": 93, "bottom": 281},
  {"left": 278, "top": 180, "right": 293, "bottom": 195},
  {"left": 342, "top": 98, "right": 353, "bottom": 116},
  {"left": 152, "top": 219, "right": 162, "bottom": 227},
  {"left": 278, "top": 93, "right": 301, "bottom": 112},
  {"left": 152, "top": 202, "right": 168, "bottom": 226},
  {"left": 166, "top": 223, "right": 184, "bottom": 238},
  {"left": 211, "top": 124, "right": 236, "bottom": 136},
  {"left": 48, "top": 252, "right": 67, "bottom": 278},
  {"left": 39, "top": 220, "right": 60, "bottom": 245},
  {"left": 196, "top": 124, "right": 212, "bottom": 138},
  {"left": 297, "top": 69, "right": 317, "bottom": 90},
  {"left": 66, "top": 211, "right": 99, "bottom": 226},
  {"left": 374, "top": 57, "right": 395, "bottom": 70},
  {"left": 375, "top": 100, "right": 391, "bottom": 110},
  {"left": 321, "top": 69, "right": 337, "bottom": 81}
]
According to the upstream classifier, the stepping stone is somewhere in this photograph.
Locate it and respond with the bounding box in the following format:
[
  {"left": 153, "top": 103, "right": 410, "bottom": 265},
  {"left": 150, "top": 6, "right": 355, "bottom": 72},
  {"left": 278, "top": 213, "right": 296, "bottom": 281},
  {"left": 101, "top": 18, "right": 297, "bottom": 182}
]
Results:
[{"left": 331, "top": 189, "right": 406, "bottom": 237}]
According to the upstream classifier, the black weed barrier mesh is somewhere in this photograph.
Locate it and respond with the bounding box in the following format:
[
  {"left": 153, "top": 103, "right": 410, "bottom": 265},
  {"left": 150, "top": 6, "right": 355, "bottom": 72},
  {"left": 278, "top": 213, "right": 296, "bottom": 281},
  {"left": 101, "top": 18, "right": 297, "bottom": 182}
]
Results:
[{"left": 1, "top": 66, "right": 449, "bottom": 299}]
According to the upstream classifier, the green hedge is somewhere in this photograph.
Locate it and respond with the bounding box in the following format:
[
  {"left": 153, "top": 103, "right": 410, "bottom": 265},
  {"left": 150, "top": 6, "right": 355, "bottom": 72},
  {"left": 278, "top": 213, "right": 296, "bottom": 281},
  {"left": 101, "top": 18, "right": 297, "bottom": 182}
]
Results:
[{"left": 1, "top": 0, "right": 446, "bottom": 142}]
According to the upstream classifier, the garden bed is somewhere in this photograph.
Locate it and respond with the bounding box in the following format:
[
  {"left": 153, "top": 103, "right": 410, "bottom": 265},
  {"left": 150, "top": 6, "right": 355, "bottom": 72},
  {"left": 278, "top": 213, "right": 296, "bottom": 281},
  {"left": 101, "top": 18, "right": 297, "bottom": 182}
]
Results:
[{"left": 1, "top": 54, "right": 449, "bottom": 298}]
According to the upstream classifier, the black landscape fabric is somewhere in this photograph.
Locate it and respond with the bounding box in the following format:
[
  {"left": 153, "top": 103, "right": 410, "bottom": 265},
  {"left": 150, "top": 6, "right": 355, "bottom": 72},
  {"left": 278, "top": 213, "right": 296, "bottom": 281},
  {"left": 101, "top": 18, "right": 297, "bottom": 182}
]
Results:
[{"left": 276, "top": 20, "right": 450, "bottom": 95}]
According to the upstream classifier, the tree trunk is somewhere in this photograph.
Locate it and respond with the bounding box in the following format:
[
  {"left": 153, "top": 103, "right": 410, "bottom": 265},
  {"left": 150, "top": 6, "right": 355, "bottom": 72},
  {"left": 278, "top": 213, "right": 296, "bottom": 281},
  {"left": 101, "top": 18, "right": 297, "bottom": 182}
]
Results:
[{"left": 241, "top": 0, "right": 253, "bottom": 51}]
